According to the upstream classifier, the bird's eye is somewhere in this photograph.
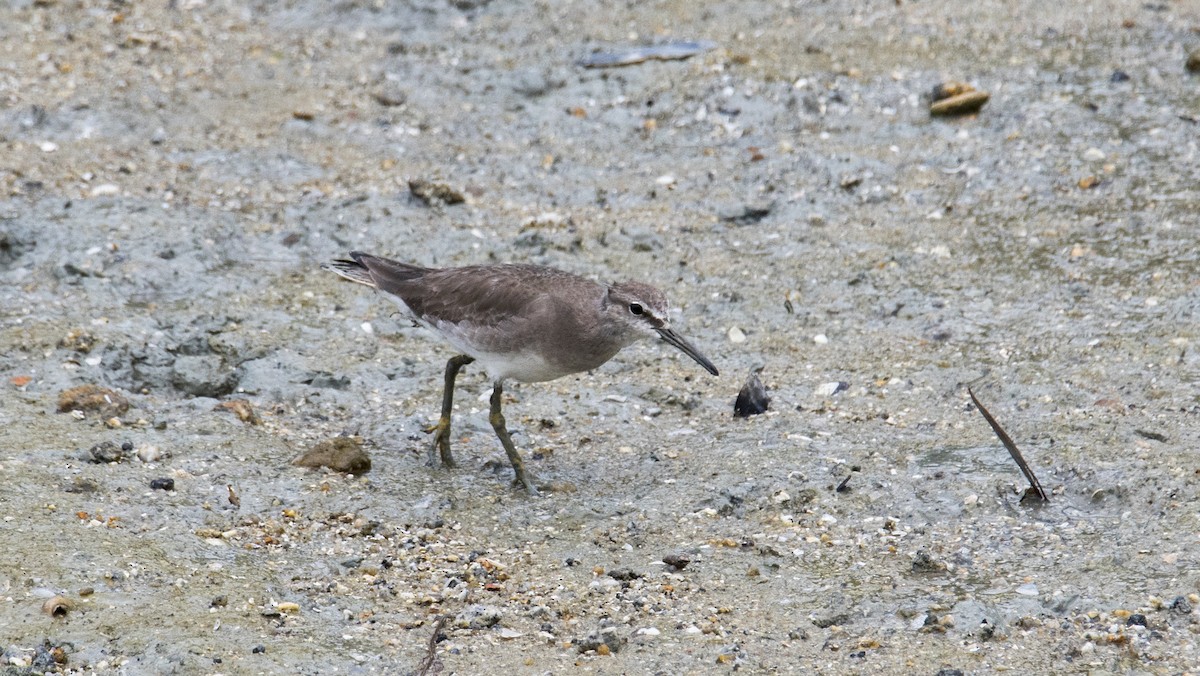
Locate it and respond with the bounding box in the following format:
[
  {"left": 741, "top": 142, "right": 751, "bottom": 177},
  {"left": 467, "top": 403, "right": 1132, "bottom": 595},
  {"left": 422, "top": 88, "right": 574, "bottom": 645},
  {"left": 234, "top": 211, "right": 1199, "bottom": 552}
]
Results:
[{"left": 628, "top": 303, "right": 644, "bottom": 316}]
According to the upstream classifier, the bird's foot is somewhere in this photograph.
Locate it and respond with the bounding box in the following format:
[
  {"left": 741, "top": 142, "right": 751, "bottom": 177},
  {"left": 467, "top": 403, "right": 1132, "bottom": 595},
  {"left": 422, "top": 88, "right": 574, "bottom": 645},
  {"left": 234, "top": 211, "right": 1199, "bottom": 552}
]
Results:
[{"left": 424, "top": 418, "right": 456, "bottom": 468}]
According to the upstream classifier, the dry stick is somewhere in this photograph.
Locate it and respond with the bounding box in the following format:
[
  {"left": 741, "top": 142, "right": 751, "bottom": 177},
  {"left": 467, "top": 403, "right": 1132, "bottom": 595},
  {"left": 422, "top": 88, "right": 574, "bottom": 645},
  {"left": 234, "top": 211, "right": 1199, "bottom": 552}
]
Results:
[
  {"left": 415, "top": 616, "right": 447, "bottom": 676},
  {"left": 967, "top": 387, "right": 1049, "bottom": 502}
]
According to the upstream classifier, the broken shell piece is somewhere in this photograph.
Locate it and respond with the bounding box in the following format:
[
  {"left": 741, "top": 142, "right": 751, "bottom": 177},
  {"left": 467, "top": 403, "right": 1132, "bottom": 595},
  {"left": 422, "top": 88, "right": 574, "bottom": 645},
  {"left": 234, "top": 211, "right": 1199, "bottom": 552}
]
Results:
[
  {"left": 734, "top": 371, "right": 770, "bottom": 418},
  {"left": 42, "top": 596, "right": 74, "bottom": 617},
  {"left": 930, "top": 81, "right": 990, "bottom": 116}
]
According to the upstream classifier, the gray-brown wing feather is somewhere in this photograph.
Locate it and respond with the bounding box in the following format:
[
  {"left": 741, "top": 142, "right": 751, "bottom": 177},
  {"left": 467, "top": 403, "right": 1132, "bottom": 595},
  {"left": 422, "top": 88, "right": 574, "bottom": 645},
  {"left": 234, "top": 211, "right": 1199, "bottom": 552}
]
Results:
[{"left": 371, "top": 261, "right": 597, "bottom": 328}]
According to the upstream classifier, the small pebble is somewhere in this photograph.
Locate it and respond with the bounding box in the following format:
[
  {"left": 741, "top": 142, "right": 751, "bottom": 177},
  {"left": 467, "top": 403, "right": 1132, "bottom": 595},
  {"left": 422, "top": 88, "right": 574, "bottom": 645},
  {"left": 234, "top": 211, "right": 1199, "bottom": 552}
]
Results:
[
  {"left": 813, "top": 334, "right": 829, "bottom": 345},
  {"left": 293, "top": 437, "right": 371, "bottom": 475},
  {"left": 929, "top": 81, "right": 989, "bottom": 116},
  {"left": 137, "top": 445, "right": 164, "bottom": 463},
  {"left": 662, "top": 553, "right": 691, "bottom": 570},
  {"left": 1083, "top": 147, "right": 1106, "bottom": 161},
  {"left": 150, "top": 478, "right": 175, "bottom": 491},
  {"left": 87, "top": 441, "right": 126, "bottom": 464},
  {"left": 1187, "top": 48, "right": 1200, "bottom": 73},
  {"left": 814, "top": 381, "right": 848, "bottom": 397},
  {"left": 727, "top": 326, "right": 747, "bottom": 343},
  {"left": 408, "top": 179, "right": 465, "bottom": 205}
]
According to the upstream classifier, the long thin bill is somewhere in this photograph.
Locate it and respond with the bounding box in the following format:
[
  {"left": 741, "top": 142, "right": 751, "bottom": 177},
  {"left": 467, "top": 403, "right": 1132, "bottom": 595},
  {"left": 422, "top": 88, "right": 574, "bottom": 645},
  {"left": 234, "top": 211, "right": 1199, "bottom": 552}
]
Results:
[{"left": 656, "top": 328, "right": 719, "bottom": 376}]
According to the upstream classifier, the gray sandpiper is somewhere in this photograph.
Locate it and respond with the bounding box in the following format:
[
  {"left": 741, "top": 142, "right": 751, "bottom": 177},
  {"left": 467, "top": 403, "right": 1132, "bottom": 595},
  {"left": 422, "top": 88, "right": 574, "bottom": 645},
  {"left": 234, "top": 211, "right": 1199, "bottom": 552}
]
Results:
[{"left": 325, "top": 251, "right": 718, "bottom": 494}]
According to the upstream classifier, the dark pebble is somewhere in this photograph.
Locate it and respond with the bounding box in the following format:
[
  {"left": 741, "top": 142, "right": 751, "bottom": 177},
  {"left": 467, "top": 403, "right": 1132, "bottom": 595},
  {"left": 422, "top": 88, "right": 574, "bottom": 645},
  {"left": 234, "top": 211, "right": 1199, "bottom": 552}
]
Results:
[
  {"left": 1110, "top": 70, "right": 1130, "bottom": 82},
  {"left": 121, "top": 441, "right": 133, "bottom": 451},
  {"left": 211, "top": 595, "right": 228, "bottom": 608},
  {"left": 1171, "top": 596, "right": 1193, "bottom": 615},
  {"left": 935, "top": 670, "right": 965, "bottom": 676},
  {"left": 564, "top": 557, "right": 580, "bottom": 567},
  {"left": 150, "top": 477, "right": 175, "bottom": 491},
  {"left": 607, "top": 567, "right": 642, "bottom": 581},
  {"left": 1126, "top": 613, "right": 1147, "bottom": 626},
  {"left": 734, "top": 371, "right": 770, "bottom": 418},
  {"left": 252, "top": 645, "right": 266, "bottom": 654}
]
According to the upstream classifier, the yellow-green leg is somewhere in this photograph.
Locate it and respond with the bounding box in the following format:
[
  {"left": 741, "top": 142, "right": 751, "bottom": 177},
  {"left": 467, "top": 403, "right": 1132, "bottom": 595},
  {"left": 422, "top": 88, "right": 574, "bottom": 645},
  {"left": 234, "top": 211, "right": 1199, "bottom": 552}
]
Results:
[
  {"left": 489, "top": 381, "right": 538, "bottom": 495},
  {"left": 429, "top": 354, "right": 475, "bottom": 467}
]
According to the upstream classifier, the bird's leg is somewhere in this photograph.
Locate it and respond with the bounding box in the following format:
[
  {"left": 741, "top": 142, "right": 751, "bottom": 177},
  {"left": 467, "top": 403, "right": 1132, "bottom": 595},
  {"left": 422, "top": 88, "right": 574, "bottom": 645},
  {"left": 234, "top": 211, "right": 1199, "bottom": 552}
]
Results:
[
  {"left": 489, "top": 381, "right": 538, "bottom": 495},
  {"left": 428, "top": 354, "right": 475, "bottom": 467}
]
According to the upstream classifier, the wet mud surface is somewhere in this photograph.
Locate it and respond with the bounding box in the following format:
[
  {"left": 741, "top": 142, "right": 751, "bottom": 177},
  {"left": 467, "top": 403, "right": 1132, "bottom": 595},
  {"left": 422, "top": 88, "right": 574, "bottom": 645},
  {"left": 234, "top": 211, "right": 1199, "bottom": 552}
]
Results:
[{"left": 2, "top": 1, "right": 1199, "bottom": 673}]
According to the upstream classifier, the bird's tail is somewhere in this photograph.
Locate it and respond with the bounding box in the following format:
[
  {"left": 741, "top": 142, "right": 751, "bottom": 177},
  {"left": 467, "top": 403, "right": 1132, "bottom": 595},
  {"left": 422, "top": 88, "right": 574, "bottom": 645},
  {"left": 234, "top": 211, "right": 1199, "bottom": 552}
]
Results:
[{"left": 322, "top": 252, "right": 377, "bottom": 288}]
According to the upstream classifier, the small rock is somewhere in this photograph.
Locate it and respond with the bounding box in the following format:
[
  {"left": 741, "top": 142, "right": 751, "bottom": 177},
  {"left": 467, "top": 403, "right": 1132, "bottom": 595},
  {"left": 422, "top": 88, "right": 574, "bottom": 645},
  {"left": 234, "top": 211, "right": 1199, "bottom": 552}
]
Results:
[
  {"left": 372, "top": 86, "right": 407, "bottom": 107},
  {"left": 1126, "top": 613, "right": 1147, "bottom": 627},
  {"left": 57, "top": 384, "right": 130, "bottom": 417},
  {"left": 734, "top": 371, "right": 770, "bottom": 418},
  {"left": 607, "top": 567, "right": 642, "bottom": 581},
  {"left": 1078, "top": 175, "right": 1100, "bottom": 190},
  {"left": 150, "top": 478, "right": 175, "bottom": 491},
  {"left": 662, "top": 553, "right": 691, "bottom": 570},
  {"left": 408, "top": 178, "right": 465, "bottom": 205},
  {"left": 1187, "top": 48, "right": 1200, "bottom": 73},
  {"left": 718, "top": 201, "right": 773, "bottom": 225},
  {"left": 1082, "top": 147, "right": 1106, "bottom": 161},
  {"left": 86, "top": 441, "right": 126, "bottom": 464},
  {"left": 171, "top": 355, "right": 236, "bottom": 398},
  {"left": 575, "top": 626, "right": 625, "bottom": 654},
  {"left": 813, "top": 334, "right": 829, "bottom": 345},
  {"left": 814, "top": 381, "right": 849, "bottom": 397},
  {"left": 1170, "top": 596, "right": 1193, "bottom": 615},
  {"left": 293, "top": 437, "right": 371, "bottom": 475},
  {"left": 1109, "top": 70, "right": 1131, "bottom": 83},
  {"left": 911, "top": 550, "right": 946, "bottom": 573},
  {"left": 215, "top": 399, "right": 261, "bottom": 425},
  {"left": 59, "top": 328, "right": 97, "bottom": 353},
  {"left": 137, "top": 445, "right": 165, "bottom": 463},
  {"left": 727, "top": 326, "right": 747, "bottom": 343},
  {"left": 929, "top": 81, "right": 989, "bottom": 116},
  {"left": 456, "top": 604, "right": 502, "bottom": 629}
]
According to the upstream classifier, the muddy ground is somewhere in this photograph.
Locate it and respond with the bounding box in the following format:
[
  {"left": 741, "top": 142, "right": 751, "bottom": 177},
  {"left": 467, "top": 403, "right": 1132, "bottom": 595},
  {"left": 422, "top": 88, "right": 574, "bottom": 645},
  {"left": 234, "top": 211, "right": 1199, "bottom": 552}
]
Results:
[{"left": 1, "top": 0, "right": 1199, "bottom": 673}]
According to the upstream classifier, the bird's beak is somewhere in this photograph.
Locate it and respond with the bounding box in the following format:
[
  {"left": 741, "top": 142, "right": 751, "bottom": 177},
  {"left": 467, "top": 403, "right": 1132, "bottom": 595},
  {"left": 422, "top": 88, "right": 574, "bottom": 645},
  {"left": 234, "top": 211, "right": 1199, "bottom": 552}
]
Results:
[{"left": 656, "top": 328, "right": 719, "bottom": 376}]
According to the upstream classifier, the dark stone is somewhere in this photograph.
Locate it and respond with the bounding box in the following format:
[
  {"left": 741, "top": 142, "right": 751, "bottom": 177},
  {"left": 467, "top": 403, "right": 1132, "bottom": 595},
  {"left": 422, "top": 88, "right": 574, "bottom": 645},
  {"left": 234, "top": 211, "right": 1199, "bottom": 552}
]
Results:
[
  {"left": 734, "top": 371, "right": 770, "bottom": 418},
  {"left": 150, "top": 477, "right": 175, "bottom": 491}
]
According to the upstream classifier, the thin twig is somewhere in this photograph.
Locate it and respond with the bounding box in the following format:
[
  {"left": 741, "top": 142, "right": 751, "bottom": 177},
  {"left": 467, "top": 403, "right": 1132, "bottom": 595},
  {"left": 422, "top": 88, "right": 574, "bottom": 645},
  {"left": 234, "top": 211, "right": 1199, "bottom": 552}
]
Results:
[
  {"left": 967, "top": 387, "right": 1048, "bottom": 502},
  {"left": 415, "top": 616, "right": 447, "bottom": 676}
]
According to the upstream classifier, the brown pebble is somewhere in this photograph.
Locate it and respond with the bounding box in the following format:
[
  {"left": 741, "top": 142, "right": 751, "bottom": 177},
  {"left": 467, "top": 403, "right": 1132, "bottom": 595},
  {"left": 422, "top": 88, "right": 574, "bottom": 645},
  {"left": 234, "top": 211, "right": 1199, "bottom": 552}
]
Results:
[
  {"left": 1078, "top": 175, "right": 1100, "bottom": 190},
  {"left": 293, "top": 437, "right": 371, "bottom": 475},
  {"left": 57, "top": 384, "right": 130, "bottom": 417},
  {"left": 42, "top": 595, "right": 74, "bottom": 617},
  {"left": 215, "top": 399, "right": 261, "bottom": 425},
  {"left": 930, "top": 81, "right": 975, "bottom": 101},
  {"left": 930, "top": 90, "right": 990, "bottom": 116},
  {"left": 1187, "top": 48, "right": 1200, "bottom": 73}
]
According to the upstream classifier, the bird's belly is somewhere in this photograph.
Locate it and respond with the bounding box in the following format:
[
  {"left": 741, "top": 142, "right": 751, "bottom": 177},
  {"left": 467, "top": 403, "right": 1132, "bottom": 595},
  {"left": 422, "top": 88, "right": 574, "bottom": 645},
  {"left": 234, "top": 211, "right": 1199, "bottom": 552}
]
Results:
[{"left": 472, "top": 350, "right": 575, "bottom": 383}]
